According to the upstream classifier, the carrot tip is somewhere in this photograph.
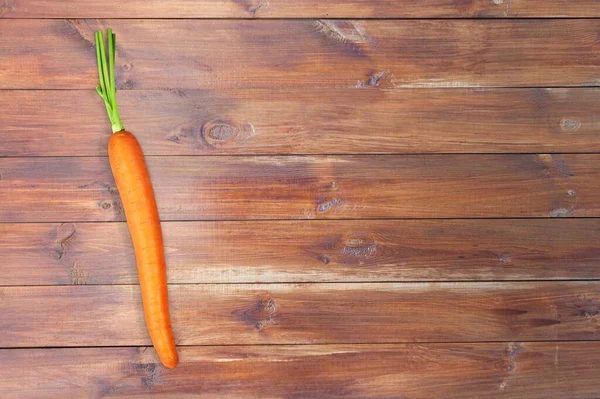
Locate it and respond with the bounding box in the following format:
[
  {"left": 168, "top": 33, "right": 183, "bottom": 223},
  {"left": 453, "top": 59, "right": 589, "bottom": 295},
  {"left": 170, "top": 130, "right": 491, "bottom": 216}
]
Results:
[{"left": 160, "top": 355, "right": 179, "bottom": 369}]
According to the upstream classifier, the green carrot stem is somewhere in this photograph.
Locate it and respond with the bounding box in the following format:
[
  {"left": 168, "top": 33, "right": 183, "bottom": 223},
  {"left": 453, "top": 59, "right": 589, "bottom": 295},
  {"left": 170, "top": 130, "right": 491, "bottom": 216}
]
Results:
[{"left": 95, "top": 28, "right": 124, "bottom": 133}]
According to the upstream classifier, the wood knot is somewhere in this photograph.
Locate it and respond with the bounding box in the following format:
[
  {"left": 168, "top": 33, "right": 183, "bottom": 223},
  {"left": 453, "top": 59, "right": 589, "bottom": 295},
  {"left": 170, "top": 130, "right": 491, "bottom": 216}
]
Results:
[
  {"left": 356, "top": 71, "right": 394, "bottom": 88},
  {"left": 319, "top": 233, "right": 377, "bottom": 266},
  {"left": 234, "top": 0, "right": 270, "bottom": 16},
  {"left": 317, "top": 198, "right": 343, "bottom": 214},
  {"left": 314, "top": 20, "right": 371, "bottom": 45},
  {"left": 314, "top": 20, "right": 373, "bottom": 57},
  {"left": 317, "top": 255, "right": 331, "bottom": 265},
  {"left": 535, "top": 154, "right": 572, "bottom": 178},
  {"left": 572, "top": 297, "right": 599, "bottom": 319},
  {"left": 208, "top": 124, "right": 236, "bottom": 141},
  {"left": 495, "top": 360, "right": 515, "bottom": 373},
  {"left": 341, "top": 233, "right": 377, "bottom": 259},
  {"left": 508, "top": 342, "right": 522, "bottom": 359},
  {"left": 118, "top": 79, "right": 136, "bottom": 89},
  {"left": 63, "top": 19, "right": 96, "bottom": 48},
  {"left": 100, "top": 199, "right": 123, "bottom": 217},
  {"left": 495, "top": 343, "right": 521, "bottom": 375},
  {"left": 323, "top": 241, "right": 335, "bottom": 250},
  {"left": 195, "top": 119, "right": 255, "bottom": 149},
  {"left": 560, "top": 118, "right": 581, "bottom": 131},
  {"left": 498, "top": 253, "right": 511, "bottom": 264},
  {"left": 52, "top": 223, "right": 76, "bottom": 260},
  {"left": 232, "top": 295, "right": 279, "bottom": 331},
  {"left": 248, "top": 0, "right": 269, "bottom": 16}
]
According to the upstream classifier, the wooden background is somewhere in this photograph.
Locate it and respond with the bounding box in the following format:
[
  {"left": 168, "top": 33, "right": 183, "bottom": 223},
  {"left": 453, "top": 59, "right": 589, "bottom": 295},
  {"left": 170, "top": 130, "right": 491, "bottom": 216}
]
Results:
[{"left": 1, "top": 1, "right": 600, "bottom": 398}]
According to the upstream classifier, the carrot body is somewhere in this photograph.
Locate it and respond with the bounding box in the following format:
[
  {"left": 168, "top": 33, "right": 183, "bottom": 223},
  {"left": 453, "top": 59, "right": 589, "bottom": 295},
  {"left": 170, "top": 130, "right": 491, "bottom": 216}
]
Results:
[
  {"left": 95, "top": 29, "right": 177, "bottom": 368},
  {"left": 108, "top": 131, "right": 178, "bottom": 369}
]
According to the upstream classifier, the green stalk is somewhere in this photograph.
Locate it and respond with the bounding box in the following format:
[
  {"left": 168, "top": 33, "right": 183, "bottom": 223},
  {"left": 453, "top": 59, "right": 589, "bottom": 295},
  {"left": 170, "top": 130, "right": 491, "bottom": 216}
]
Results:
[{"left": 95, "top": 28, "right": 124, "bottom": 133}]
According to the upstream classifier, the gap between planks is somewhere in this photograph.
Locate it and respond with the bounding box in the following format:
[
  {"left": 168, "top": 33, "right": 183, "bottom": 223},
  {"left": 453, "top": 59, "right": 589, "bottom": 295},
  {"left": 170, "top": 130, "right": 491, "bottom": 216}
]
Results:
[
  {"left": 2, "top": 280, "right": 600, "bottom": 288},
  {"left": 1, "top": 340, "right": 599, "bottom": 350}
]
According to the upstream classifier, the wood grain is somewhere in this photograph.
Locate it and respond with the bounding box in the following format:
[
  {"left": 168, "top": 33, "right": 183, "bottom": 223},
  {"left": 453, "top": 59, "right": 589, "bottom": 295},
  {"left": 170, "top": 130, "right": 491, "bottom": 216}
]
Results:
[
  {"left": 2, "top": 19, "right": 599, "bottom": 89},
  {"left": 1, "top": 154, "right": 598, "bottom": 222},
  {"left": 2, "top": 220, "right": 600, "bottom": 286},
  {"left": 2, "top": 0, "right": 599, "bottom": 18},
  {"left": 1, "top": 1, "right": 599, "bottom": 396},
  {"left": 3, "top": 88, "right": 600, "bottom": 156},
  {"left": 1, "top": 282, "right": 598, "bottom": 347},
  {"left": 1, "top": 342, "right": 599, "bottom": 399}
]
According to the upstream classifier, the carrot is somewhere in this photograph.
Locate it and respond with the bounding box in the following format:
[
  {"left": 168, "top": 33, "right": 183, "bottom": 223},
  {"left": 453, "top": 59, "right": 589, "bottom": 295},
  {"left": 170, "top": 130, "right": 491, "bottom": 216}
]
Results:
[{"left": 95, "top": 28, "right": 178, "bottom": 369}]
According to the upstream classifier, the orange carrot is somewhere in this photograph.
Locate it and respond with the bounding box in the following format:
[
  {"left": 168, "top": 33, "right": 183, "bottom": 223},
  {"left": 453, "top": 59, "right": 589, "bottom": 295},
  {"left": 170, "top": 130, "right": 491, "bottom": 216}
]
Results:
[{"left": 95, "top": 29, "right": 178, "bottom": 368}]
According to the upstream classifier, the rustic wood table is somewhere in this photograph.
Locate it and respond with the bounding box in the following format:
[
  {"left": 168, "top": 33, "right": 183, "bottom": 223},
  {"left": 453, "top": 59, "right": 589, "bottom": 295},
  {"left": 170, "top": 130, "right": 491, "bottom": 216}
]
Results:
[{"left": 1, "top": 1, "right": 600, "bottom": 397}]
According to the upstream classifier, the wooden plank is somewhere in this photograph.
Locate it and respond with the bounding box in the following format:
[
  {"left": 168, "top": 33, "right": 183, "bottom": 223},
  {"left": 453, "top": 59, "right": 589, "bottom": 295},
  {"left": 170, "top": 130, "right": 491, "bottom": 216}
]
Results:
[
  {"left": 0, "top": 282, "right": 598, "bottom": 347},
  {"left": 2, "top": 0, "right": 599, "bottom": 18},
  {"left": 3, "top": 88, "right": 600, "bottom": 156},
  {"left": 2, "top": 220, "right": 600, "bottom": 286},
  {"left": 1, "top": 343, "right": 599, "bottom": 399},
  {"left": 1, "top": 19, "right": 599, "bottom": 89},
  {"left": 1, "top": 154, "right": 598, "bottom": 221}
]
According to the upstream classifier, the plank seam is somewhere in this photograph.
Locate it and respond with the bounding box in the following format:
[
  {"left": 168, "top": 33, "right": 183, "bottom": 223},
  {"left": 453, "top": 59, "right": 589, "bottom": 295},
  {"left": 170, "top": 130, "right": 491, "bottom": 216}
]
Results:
[
  {"left": 1, "top": 340, "right": 599, "bottom": 350},
  {"left": 2, "top": 280, "right": 600, "bottom": 288},
  {"left": 2, "top": 17, "right": 600, "bottom": 21}
]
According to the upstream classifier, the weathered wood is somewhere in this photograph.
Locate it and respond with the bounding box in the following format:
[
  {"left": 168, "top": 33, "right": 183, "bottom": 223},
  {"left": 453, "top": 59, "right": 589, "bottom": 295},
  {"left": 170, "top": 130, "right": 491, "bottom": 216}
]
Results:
[
  {"left": 1, "top": 342, "right": 599, "bottom": 399},
  {"left": 1, "top": 155, "right": 598, "bottom": 221},
  {"left": 3, "top": 88, "right": 600, "bottom": 156},
  {"left": 1, "top": 19, "right": 599, "bottom": 89},
  {"left": 0, "top": 283, "right": 598, "bottom": 347},
  {"left": 1, "top": 0, "right": 599, "bottom": 18},
  {"left": 2, "top": 220, "right": 600, "bottom": 286},
  {"left": 1, "top": 5, "right": 598, "bottom": 397}
]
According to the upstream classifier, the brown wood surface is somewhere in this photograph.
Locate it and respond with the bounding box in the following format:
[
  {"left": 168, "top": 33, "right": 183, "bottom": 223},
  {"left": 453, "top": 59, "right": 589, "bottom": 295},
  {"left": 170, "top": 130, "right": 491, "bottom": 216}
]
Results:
[
  {"left": 2, "top": 220, "right": 599, "bottom": 286},
  {"left": 1, "top": 282, "right": 598, "bottom": 347},
  {"left": 2, "top": 0, "right": 600, "bottom": 18},
  {"left": 2, "top": 19, "right": 600, "bottom": 89},
  {"left": 1, "top": 342, "right": 599, "bottom": 399},
  {"left": 2, "top": 2, "right": 599, "bottom": 396},
  {"left": 3, "top": 88, "right": 600, "bottom": 156},
  {"left": 1, "top": 154, "right": 598, "bottom": 221}
]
